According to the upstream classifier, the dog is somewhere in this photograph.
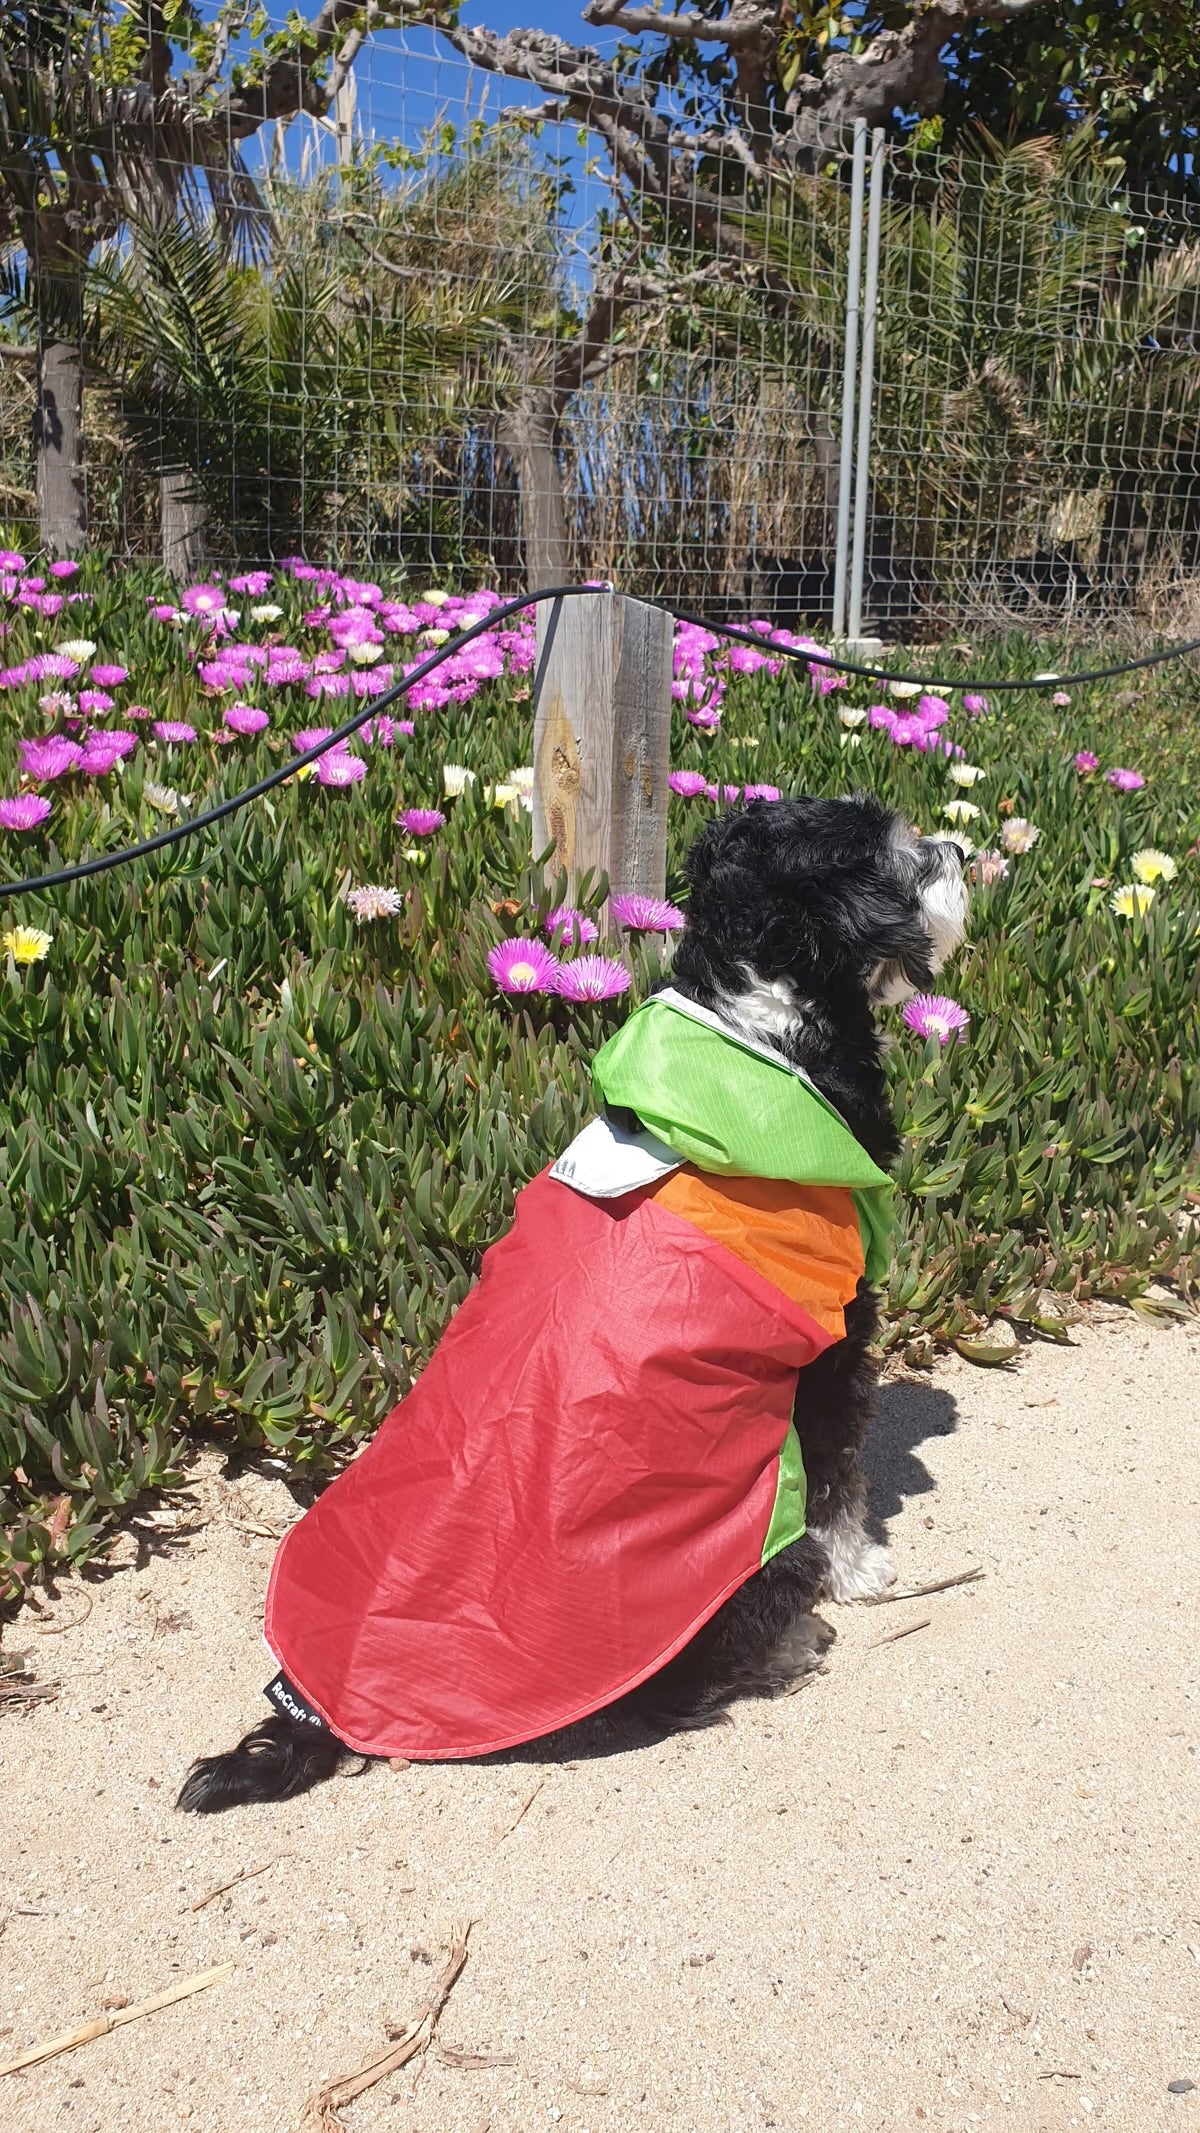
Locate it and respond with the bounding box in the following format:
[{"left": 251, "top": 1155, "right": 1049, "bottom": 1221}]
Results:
[{"left": 178, "top": 793, "right": 967, "bottom": 1811}]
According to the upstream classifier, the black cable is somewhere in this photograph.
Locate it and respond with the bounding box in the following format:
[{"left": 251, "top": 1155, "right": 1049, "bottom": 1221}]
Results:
[
  {"left": 660, "top": 602, "right": 1200, "bottom": 691},
  {"left": 3, "top": 581, "right": 1198, "bottom": 904}
]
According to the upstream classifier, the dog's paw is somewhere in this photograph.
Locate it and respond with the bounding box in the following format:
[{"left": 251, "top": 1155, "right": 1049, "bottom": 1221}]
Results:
[
  {"left": 810, "top": 1516, "right": 898, "bottom": 1603},
  {"left": 771, "top": 1611, "right": 836, "bottom": 1683}
]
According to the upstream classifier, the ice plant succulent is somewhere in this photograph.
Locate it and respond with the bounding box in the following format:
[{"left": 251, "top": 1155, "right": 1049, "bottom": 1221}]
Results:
[
  {"left": 346, "top": 885, "right": 404, "bottom": 922},
  {"left": 609, "top": 893, "right": 686, "bottom": 933},
  {"left": 554, "top": 955, "right": 632, "bottom": 1002},
  {"left": 1131, "top": 848, "right": 1177, "bottom": 885},
  {"left": 546, "top": 907, "right": 599, "bottom": 948},
  {"left": 1111, "top": 884, "right": 1156, "bottom": 917},
  {"left": 3, "top": 925, "right": 53, "bottom": 966},
  {"left": 0, "top": 794, "right": 52, "bottom": 830},
  {"left": 1000, "top": 818, "right": 1040, "bottom": 855},
  {"left": 1107, "top": 768, "right": 1145, "bottom": 792},
  {"left": 399, "top": 808, "right": 446, "bottom": 836},
  {"left": 153, "top": 721, "right": 197, "bottom": 745},
  {"left": 902, "top": 993, "right": 970, "bottom": 1045},
  {"left": 668, "top": 770, "right": 708, "bottom": 798},
  {"left": 487, "top": 938, "right": 560, "bottom": 995},
  {"left": 1074, "top": 752, "right": 1099, "bottom": 774},
  {"left": 947, "top": 763, "right": 986, "bottom": 787},
  {"left": 943, "top": 800, "right": 981, "bottom": 826}
]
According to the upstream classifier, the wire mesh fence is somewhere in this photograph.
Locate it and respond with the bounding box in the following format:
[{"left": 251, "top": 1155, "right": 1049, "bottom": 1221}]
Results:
[{"left": 3, "top": 14, "right": 1200, "bottom": 638}]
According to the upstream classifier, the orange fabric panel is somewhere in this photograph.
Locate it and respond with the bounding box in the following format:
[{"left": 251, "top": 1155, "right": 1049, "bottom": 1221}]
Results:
[{"left": 651, "top": 1168, "right": 865, "bottom": 1341}]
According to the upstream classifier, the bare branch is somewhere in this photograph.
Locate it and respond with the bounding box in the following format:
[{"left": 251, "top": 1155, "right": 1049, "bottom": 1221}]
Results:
[{"left": 580, "top": 0, "right": 771, "bottom": 49}]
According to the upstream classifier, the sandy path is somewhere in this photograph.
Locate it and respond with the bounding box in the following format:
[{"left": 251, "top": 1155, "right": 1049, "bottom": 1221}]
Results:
[{"left": 2, "top": 1310, "right": 1198, "bottom": 2133}]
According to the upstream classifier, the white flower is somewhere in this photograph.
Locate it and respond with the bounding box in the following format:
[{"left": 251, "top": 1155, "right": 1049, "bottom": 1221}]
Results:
[
  {"left": 1000, "top": 817, "right": 1040, "bottom": 854},
  {"left": 948, "top": 762, "right": 986, "bottom": 786},
  {"left": 1131, "top": 847, "right": 1177, "bottom": 885},
  {"left": 889, "top": 680, "right": 921, "bottom": 699},
  {"left": 420, "top": 627, "right": 450, "bottom": 647},
  {"left": 142, "top": 780, "right": 181, "bottom": 816},
  {"left": 943, "top": 800, "right": 982, "bottom": 825},
  {"left": 839, "top": 707, "right": 868, "bottom": 728},
  {"left": 1111, "top": 883, "right": 1155, "bottom": 918},
  {"left": 346, "top": 883, "right": 403, "bottom": 922},
  {"left": 442, "top": 763, "right": 477, "bottom": 798},
  {"left": 250, "top": 603, "right": 283, "bottom": 623},
  {"left": 486, "top": 782, "right": 522, "bottom": 811},
  {"left": 348, "top": 641, "right": 383, "bottom": 666},
  {"left": 57, "top": 638, "right": 96, "bottom": 661},
  {"left": 423, "top": 589, "right": 450, "bottom": 608},
  {"left": 507, "top": 766, "right": 536, "bottom": 793},
  {"left": 840, "top": 732, "right": 864, "bottom": 749}
]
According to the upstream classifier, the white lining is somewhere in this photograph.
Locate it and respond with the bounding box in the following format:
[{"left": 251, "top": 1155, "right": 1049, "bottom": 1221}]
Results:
[{"left": 550, "top": 1114, "right": 683, "bottom": 1199}]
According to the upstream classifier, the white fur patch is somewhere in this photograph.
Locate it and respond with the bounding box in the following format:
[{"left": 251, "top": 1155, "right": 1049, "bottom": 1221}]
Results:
[
  {"left": 809, "top": 1511, "right": 898, "bottom": 1602},
  {"left": 716, "top": 970, "right": 806, "bottom": 1048},
  {"left": 918, "top": 859, "right": 969, "bottom": 973}
]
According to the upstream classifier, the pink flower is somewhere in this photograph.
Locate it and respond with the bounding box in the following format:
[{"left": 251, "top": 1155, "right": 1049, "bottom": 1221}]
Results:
[
  {"left": 0, "top": 549, "right": 27, "bottom": 570},
  {"left": 669, "top": 770, "right": 708, "bottom": 798},
  {"left": 554, "top": 955, "right": 632, "bottom": 1002},
  {"left": 229, "top": 571, "right": 273, "bottom": 596},
  {"left": 19, "top": 736, "right": 83, "bottom": 780},
  {"left": 90, "top": 664, "right": 128, "bottom": 687},
  {"left": 743, "top": 784, "right": 782, "bottom": 802},
  {"left": 703, "top": 783, "right": 742, "bottom": 803},
  {"left": 291, "top": 727, "right": 332, "bottom": 752},
  {"left": 1107, "top": 768, "right": 1145, "bottom": 792},
  {"left": 1074, "top": 751, "right": 1099, "bottom": 773},
  {"left": 49, "top": 559, "right": 79, "bottom": 579},
  {"left": 902, "top": 992, "right": 970, "bottom": 1045},
  {"left": 25, "top": 652, "right": 80, "bottom": 682},
  {"left": 0, "top": 793, "right": 52, "bottom": 829},
  {"left": 153, "top": 721, "right": 197, "bottom": 745},
  {"left": 180, "top": 583, "right": 228, "bottom": 618},
  {"left": 546, "top": 907, "right": 600, "bottom": 948},
  {"left": 125, "top": 704, "right": 153, "bottom": 720},
  {"left": 962, "top": 694, "right": 988, "bottom": 717},
  {"left": 1052, "top": 690, "right": 1071, "bottom": 707},
  {"left": 487, "top": 938, "right": 561, "bottom": 995},
  {"left": 78, "top": 689, "right": 115, "bottom": 715},
  {"left": 970, "top": 850, "right": 1009, "bottom": 887},
  {"left": 609, "top": 892, "right": 686, "bottom": 933},
  {"left": 399, "top": 808, "right": 445, "bottom": 836},
  {"left": 224, "top": 704, "right": 270, "bottom": 735},
  {"left": 317, "top": 751, "right": 366, "bottom": 787}
]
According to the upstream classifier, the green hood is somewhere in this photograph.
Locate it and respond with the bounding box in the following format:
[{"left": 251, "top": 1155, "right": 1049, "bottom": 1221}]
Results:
[{"left": 592, "top": 989, "right": 894, "bottom": 1287}]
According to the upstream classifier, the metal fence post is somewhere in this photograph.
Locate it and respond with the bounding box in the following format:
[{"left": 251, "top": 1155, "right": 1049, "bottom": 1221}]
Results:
[
  {"left": 848, "top": 127, "right": 886, "bottom": 645},
  {"left": 831, "top": 118, "right": 867, "bottom": 641},
  {"left": 532, "top": 592, "right": 674, "bottom": 926}
]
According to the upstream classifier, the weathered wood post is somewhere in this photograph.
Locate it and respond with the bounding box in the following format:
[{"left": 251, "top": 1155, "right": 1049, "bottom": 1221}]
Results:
[{"left": 532, "top": 592, "right": 674, "bottom": 924}]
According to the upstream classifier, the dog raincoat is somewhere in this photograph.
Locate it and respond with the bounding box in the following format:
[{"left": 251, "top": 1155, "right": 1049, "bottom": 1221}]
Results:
[{"left": 264, "top": 989, "right": 892, "bottom": 1758}]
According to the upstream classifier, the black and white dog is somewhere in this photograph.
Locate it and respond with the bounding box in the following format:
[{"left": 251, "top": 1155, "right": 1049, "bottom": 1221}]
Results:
[{"left": 179, "top": 793, "right": 967, "bottom": 1811}]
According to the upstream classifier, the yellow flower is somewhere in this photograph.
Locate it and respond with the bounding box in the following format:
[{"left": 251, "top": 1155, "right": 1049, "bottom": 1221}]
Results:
[
  {"left": 487, "top": 782, "right": 521, "bottom": 810},
  {"left": 1111, "top": 883, "right": 1156, "bottom": 918},
  {"left": 1131, "top": 848, "right": 1177, "bottom": 885},
  {"left": 3, "top": 925, "right": 52, "bottom": 966},
  {"left": 421, "top": 627, "right": 450, "bottom": 647}
]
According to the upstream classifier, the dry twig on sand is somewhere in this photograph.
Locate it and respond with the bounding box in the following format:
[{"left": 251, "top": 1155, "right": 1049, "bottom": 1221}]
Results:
[
  {"left": 0, "top": 1962, "right": 235, "bottom": 2078},
  {"left": 0, "top": 1655, "right": 58, "bottom": 1708},
  {"left": 871, "top": 1617, "right": 932, "bottom": 1648},
  {"left": 190, "top": 1859, "right": 275, "bottom": 1911},
  {"left": 874, "top": 1566, "right": 985, "bottom": 1604},
  {"left": 493, "top": 1779, "right": 545, "bottom": 1843},
  {"left": 297, "top": 1922, "right": 472, "bottom": 2133}
]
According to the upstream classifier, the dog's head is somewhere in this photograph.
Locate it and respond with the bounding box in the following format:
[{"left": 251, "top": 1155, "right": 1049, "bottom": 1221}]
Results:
[{"left": 674, "top": 793, "right": 969, "bottom": 1026}]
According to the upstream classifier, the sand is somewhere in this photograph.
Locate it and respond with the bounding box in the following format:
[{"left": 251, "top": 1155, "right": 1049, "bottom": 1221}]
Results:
[{"left": 1, "top": 1308, "right": 1198, "bottom": 2133}]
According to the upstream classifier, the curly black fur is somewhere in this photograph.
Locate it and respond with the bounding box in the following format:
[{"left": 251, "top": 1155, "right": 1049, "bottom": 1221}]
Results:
[{"left": 176, "top": 1713, "right": 343, "bottom": 1813}]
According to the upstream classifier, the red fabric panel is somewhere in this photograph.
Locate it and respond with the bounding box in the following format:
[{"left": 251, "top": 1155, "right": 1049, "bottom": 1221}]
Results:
[{"left": 265, "top": 1169, "right": 834, "bottom": 1759}]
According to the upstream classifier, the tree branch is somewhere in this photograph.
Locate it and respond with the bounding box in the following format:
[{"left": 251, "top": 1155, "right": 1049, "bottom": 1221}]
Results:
[{"left": 581, "top": 1, "right": 772, "bottom": 49}]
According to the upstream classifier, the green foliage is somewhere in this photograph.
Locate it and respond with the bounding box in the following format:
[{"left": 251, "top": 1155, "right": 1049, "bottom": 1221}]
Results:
[{"left": 0, "top": 560, "right": 1198, "bottom": 1596}]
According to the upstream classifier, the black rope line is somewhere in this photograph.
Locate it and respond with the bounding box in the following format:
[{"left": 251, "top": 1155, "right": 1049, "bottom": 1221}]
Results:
[{"left": 2, "top": 581, "right": 1197, "bottom": 905}]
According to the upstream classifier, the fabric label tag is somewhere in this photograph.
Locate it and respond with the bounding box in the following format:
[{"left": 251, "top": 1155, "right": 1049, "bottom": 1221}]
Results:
[{"left": 264, "top": 1669, "right": 327, "bottom": 1729}]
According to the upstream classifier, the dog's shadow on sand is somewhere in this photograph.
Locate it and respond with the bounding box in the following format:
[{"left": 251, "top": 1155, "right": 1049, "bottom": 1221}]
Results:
[{"left": 864, "top": 1376, "right": 960, "bottom": 1530}]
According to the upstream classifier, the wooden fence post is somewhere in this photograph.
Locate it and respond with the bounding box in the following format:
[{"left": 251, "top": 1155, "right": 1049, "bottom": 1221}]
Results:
[{"left": 532, "top": 592, "right": 673, "bottom": 924}]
